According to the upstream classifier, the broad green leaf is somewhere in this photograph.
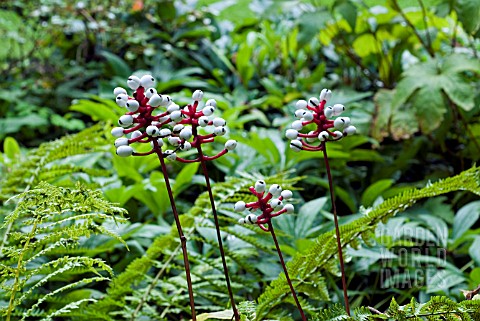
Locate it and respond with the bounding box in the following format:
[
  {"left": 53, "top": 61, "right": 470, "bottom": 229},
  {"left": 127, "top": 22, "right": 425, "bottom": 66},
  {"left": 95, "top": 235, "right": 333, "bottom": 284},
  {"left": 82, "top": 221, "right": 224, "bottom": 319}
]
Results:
[
  {"left": 295, "top": 197, "right": 328, "bottom": 238},
  {"left": 456, "top": 0, "right": 480, "bottom": 34},
  {"left": 470, "top": 267, "right": 480, "bottom": 284},
  {"left": 442, "top": 73, "right": 476, "bottom": 111},
  {"left": 100, "top": 50, "right": 131, "bottom": 78},
  {"left": 391, "top": 54, "right": 480, "bottom": 133},
  {"left": 197, "top": 309, "right": 234, "bottom": 321},
  {"left": 0, "top": 114, "right": 49, "bottom": 135},
  {"left": 297, "top": 11, "right": 330, "bottom": 47},
  {"left": 173, "top": 163, "right": 200, "bottom": 197},
  {"left": 71, "top": 100, "right": 120, "bottom": 123},
  {"left": 371, "top": 89, "right": 394, "bottom": 141},
  {"left": 452, "top": 200, "right": 480, "bottom": 240},
  {"left": 418, "top": 214, "right": 449, "bottom": 247},
  {"left": 469, "top": 236, "right": 480, "bottom": 266},
  {"left": 412, "top": 86, "right": 446, "bottom": 133},
  {"left": 361, "top": 179, "right": 394, "bottom": 207},
  {"left": 3, "top": 137, "right": 20, "bottom": 160},
  {"left": 427, "top": 269, "right": 465, "bottom": 293},
  {"left": 336, "top": 0, "right": 358, "bottom": 31},
  {"left": 442, "top": 53, "right": 480, "bottom": 74},
  {"left": 236, "top": 42, "right": 255, "bottom": 86},
  {"left": 306, "top": 176, "right": 356, "bottom": 212},
  {"left": 353, "top": 33, "right": 379, "bottom": 57}
]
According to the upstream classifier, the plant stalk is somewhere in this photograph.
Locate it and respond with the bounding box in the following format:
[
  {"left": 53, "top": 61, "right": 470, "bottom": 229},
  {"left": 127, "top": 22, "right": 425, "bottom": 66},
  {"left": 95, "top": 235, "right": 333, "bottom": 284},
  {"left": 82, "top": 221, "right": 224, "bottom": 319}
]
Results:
[
  {"left": 268, "top": 222, "right": 307, "bottom": 321},
  {"left": 153, "top": 142, "right": 197, "bottom": 321},
  {"left": 322, "top": 142, "right": 350, "bottom": 315},
  {"left": 197, "top": 145, "right": 240, "bottom": 321}
]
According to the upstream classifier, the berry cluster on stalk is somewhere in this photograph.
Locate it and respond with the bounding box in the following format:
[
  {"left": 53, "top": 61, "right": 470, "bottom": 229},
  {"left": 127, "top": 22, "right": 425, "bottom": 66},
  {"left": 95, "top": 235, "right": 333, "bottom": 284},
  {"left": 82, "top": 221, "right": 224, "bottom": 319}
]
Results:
[
  {"left": 285, "top": 88, "right": 354, "bottom": 316},
  {"left": 111, "top": 77, "right": 236, "bottom": 161},
  {"left": 110, "top": 74, "right": 240, "bottom": 320},
  {"left": 286, "top": 89, "right": 356, "bottom": 152},
  {"left": 234, "top": 180, "right": 307, "bottom": 321},
  {"left": 234, "top": 180, "right": 294, "bottom": 231}
]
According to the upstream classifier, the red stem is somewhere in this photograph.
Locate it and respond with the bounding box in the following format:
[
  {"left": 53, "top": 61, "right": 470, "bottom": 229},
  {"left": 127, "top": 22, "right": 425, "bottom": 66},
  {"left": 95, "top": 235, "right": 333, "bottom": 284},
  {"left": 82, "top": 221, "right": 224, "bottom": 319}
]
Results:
[
  {"left": 268, "top": 222, "right": 307, "bottom": 321},
  {"left": 322, "top": 142, "right": 350, "bottom": 315},
  {"left": 153, "top": 141, "right": 197, "bottom": 321},
  {"left": 197, "top": 144, "right": 240, "bottom": 321}
]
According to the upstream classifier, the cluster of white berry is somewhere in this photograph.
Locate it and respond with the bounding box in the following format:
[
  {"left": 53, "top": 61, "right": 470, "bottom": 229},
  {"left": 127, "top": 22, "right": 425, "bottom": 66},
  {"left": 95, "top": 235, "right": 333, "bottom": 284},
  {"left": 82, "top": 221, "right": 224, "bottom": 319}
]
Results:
[
  {"left": 110, "top": 75, "right": 236, "bottom": 160},
  {"left": 234, "top": 180, "right": 294, "bottom": 232},
  {"left": 286, "top": 89, "right": 357, "bottom": 152}
]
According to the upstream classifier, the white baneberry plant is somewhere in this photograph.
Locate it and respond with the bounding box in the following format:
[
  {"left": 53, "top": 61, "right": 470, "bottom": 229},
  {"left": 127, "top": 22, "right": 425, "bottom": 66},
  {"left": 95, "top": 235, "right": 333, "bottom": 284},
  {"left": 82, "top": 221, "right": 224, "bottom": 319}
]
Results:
[
  {"left": 110, "top": 74, "right": 199, "bottom": 320},
  {"left": 286, "top": 89, "right": 356, "bottom": 152},
  {"left": 111, "top": 81, "right": 239, "bottom": 321},
  {"left": 235, "top": 180, "right": 306, "bottom": 321},
  {"left": 286, "top": 88, "right": 355, "bottom": 316}
]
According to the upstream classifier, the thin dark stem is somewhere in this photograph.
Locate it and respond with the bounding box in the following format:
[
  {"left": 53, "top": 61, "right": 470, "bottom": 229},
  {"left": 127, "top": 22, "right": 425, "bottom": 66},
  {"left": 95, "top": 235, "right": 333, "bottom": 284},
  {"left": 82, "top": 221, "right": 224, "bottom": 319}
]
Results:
[
  {"left": 268, "top": 222, "right": 307, "bottom": 321},
  {"left": 151, "top": 142, "right": 196, "bottom": 321},
  {"left": 197, "top": 145, "right": 240, "bottom": 321},
  {"left": 322, "top": 142, "right": 350, "bottom": 316}
]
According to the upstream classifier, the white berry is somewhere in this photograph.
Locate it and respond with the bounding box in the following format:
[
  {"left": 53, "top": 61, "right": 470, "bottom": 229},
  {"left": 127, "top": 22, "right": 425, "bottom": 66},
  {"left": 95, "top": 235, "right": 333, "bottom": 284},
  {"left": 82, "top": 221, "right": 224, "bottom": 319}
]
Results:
[
  {"left": 198, "top": 116, "right": 209, "bottom": 127},
  {"left": 214, "top": 126, "right": 226, "bottom": 136},
  {"left": 146, "top": 125, "right": 160, "bottom": 137},
  {"left": 140, "top": 74, "right": 155, "bottom": 88},
  {"left": 127, "top": 76, "right": 141, "bottom": 90},
  {"left": 320, "top": 89, "right": 332, "bottom": 101},
  {"left": 290, "top": 140, "right": 302, "bottom": 152},
  {"left": 309, "top": 97, "right": 319, "bottom": 107},
  {"left": 192, "top": 90, "right": 204, "bottom": 101},
  {"left": 212, "top": 117, "right": 226, "bottom": 127},
  {"left": 295, "top": 100, "right": 308, "bottom": 109},
  {"left": 111, "top": 127, "right": 124, "bottom": 137},
  {"left": 179, "top": 127, "right": 193, "bottom": 140},
  {"left": 269, "top": 184, "right": 282, "bottom": 196},
  {"left": 113, "top": 87, "right": 127, "bottom": 96},
  {"left": 343, "top": 125, "right": 356, "bottom": 136},
  {"left": 225, "top": 140, "right": 237, "bottom": 151},
  {"left": 118, "top": 115, "right": 134, "bottom": 127},
  {"left": 281, "top": 190, "right": 293, "bottom": 199},
  {"left": 234, "top": 201, "right": 246, "bottom": 212},
  {"left": 333, "top": 104, "right": 345, "bottom": 116},
  {"left": 116, "top": 145, "right": 134, "bottom": 157},
  {"left": 114, "top": 138, "right": 129, "bottom": 147},
  {"left": 255, "top": 180, "right": 266, "bottom": 193},
  {"left": 202, "top": 106, "right": 215, "bottom": 116},
  {"left": 125, "top": 100, "right": 140, "bottom": 112},
  {"left": 284, "top": 204, "right": 294, "bottom": 213},
  {"left": 148, "top": 94, "right": 163, "bottom": 107}
]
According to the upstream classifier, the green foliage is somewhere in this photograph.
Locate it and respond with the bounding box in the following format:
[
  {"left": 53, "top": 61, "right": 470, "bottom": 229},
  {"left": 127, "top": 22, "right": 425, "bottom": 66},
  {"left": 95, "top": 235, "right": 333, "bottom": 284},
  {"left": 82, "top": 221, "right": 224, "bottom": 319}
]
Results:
[
  {"left": 256, "top": 166, "right": 480, "bottom": 319},
  {"left": 0, "top": 182, "right": 127, "bottom": 320},
  {"left": 314, "top": 296, "right": 480, "bottom": 320},
  {"left": 0, "top": 123, "right": 109, "bottom": 201},
  {"left": 83, "top": 171, "right": 301, "bottom": 320},
  {"left": 390, "top": 54, "right": 480, "bottom": 133}
]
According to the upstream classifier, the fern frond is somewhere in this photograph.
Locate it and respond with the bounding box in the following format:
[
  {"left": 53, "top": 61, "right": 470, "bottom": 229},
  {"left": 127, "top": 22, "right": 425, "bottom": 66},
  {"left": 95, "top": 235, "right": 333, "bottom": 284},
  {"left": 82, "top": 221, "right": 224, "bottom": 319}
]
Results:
[
  {"left": 0, "top": 124, "right": 109, "bottom": 202},
  {"left": 0, "top": 182, "right": 127, "bottom": 320}
]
